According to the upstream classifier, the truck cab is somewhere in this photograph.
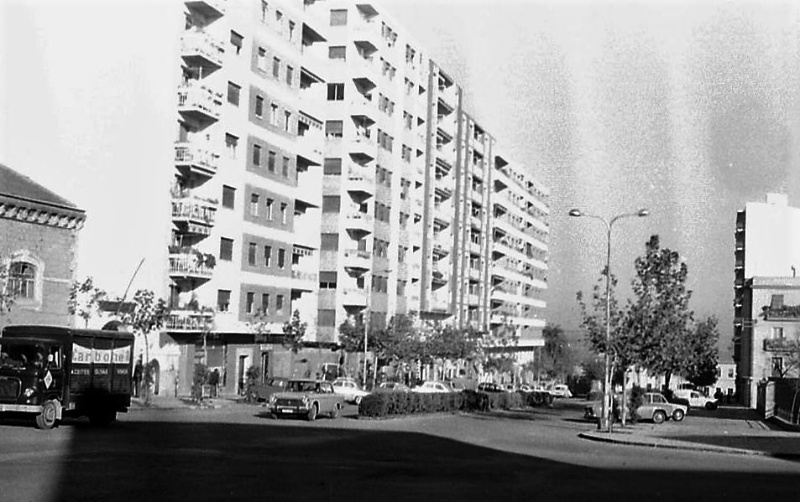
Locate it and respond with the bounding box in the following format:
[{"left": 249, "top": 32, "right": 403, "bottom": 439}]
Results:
[{"left": 0, "top": 326, "right": 134, "bottom": 429}]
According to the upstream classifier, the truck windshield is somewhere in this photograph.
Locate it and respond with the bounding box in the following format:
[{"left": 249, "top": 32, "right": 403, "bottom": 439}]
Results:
[{"left": 0, "top": 342, "right": 47, "bottom": 370}]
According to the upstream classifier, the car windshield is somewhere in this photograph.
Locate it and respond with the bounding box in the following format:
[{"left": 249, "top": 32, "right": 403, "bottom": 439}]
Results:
[
  {"left": 287, "top": 381, "right": 317, "bottom": 393},
  {"left": 0, "top": 342, "right": 49, "bottom": 370}
]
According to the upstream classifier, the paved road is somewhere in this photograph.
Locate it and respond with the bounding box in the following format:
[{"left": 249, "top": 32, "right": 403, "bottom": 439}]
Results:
[{"left": 1, "top": 399, "right": 798, "bottom": 502}]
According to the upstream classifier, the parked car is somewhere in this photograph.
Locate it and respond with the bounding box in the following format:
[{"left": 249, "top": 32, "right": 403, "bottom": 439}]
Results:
[
  {"left": 673, "top": 389, "right": 718, "bottom": 410},
  {"left": 584, "top": 392, "right": 687, "bottom": 424},
  {"left": 251, "top": 376, "right": 289, "bottom": 403},
  {"left": 267, "top": 379, "right": 344, "bottom": 421},
  {"left": 411, "top": 381, "right": 452, "bottom": 393},
  {"left": 376, "top": 382, "right": 411, "bottom": 393},
  {"left": 477, "top": 382, "right": 505, "bottom": 393},
  {"left": 548, "top": 384, "right": 573, "bottom": 398},
  {"left": 331, "top": 378, "right": 370, "bottom": 404}
]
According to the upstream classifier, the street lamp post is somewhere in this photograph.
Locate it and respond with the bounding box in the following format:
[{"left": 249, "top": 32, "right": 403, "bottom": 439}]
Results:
[{"left": 568, "top": 208, "right": 649, "bottom": 432}]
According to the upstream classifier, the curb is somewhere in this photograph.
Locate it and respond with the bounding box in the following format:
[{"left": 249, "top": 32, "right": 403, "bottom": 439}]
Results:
[{"left": 577, "top": 432, "right": 766, "bottom": 457}]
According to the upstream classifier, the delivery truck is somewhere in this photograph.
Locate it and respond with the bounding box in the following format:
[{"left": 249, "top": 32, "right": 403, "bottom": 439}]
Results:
[{"left": 0, "top": 325, "right": 134, "bottom": 429}]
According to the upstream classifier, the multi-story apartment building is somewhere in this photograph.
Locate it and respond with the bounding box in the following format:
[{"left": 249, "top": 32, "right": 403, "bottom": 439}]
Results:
[
  {"left": 162, "top": 0, "right": 549, "bottom": 395},
  {"left": 734, "top": 193, "right": 800, "bottom": 406}
]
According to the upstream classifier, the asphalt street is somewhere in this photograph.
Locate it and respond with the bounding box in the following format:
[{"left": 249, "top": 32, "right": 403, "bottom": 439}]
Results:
[{"left": 0, "top": 399, "right": 798, "bottom": 502}]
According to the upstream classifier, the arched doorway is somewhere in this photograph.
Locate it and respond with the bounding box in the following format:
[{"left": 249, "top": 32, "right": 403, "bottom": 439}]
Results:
[{"left": 150, "top": 359, "right": 161, "bottom": 396}]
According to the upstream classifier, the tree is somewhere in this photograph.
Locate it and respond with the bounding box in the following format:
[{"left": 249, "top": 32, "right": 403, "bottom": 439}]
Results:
[
  {"left": 121, "top": 289, "right": 168, "bottom": 405},
  {"left": 628, "top": 235, "right": 694, "bottom": 389},
  {"left": 682, "top": 316, "right": 720, "bottom": 388},
  {"left": 67, "top": 277, "right": 107, "bottom": 328},
  {"left": 542, "top": 324, "right": 574, "bottom": 381},
  {"left": 282, "top": 309, "right": 307, "bottom": 353}
]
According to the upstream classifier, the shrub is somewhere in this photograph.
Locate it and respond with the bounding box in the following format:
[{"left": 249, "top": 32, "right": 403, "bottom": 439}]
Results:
[
  {"left": 358, "top": 391, "right": 466, "bottom": 418},
  {"left": 520, "top": 390, "right": 553, "bottom": 407}
]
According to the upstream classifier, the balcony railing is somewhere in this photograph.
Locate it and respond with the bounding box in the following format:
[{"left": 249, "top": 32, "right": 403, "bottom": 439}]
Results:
[
  {"left": 169, "top": 252, "right": 214, "bottom": 279},
  {"left": 764, "top": 305, "right": 800, "bottom": 320},
  {"left": 763, "top": 338, "right": 798, "bottom": 351},
  {"left": 165, "top": 311, "right": 214, "bottom": 331},
  {"left": 343, "top": 248, "right": 372, "bottom": 270},
  {"left": 174, "top": 142, "right": 219, "bottom": 176},
  {"left": 178, "top": 82, "right": 223, "bottom": 121},
  {"left": 341, "top": 288, "right": 368, "bottom": 306},
  {"left": 180, "top": 31, "right": 224, "bottom": 68},
  {"left": 171, "top": 196, "right": 218, "bottom": 227}
]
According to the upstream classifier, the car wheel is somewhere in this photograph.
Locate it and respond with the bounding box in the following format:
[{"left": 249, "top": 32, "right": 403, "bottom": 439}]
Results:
[
  {"left": 706, "top": 402, "right": 718, "bottom": 411},
  {"left": 672, "top": 409, "right": 685, "bottom": 422},
  {"left": 306, "top": 404, "right": 318, "bottom": 422},
  {"left": 354, "top": 396, "right": 362, "bottom": 406},
  {"left": 330, "top": 403, "right": 341, "bottom": 419},
  {"left": 35, "top": 400, "right": 58, "bottom": 430},
  {"left": 653, "top": 410, "right": 667, "bottom": 424}
]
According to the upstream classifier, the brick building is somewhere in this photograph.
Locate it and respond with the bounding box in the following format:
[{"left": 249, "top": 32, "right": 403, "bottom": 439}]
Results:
[{"left": 0, "top": 163, "right": 86, "bottom": 329}]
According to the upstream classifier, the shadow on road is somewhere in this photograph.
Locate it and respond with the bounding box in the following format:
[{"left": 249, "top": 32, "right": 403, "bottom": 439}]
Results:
[{"left": 45, "top": 416, "right": 800, "bottom": 502}]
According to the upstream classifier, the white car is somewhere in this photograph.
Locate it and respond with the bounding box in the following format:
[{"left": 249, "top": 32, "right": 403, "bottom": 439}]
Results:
[
  {"left": 411, "top": 381, "right": 452, "bottom": 394},
  {"left": 548, "top": 384, "right": 573, "bottom": 398},
  {"left": 331, "top": 378, "right": 370, "bottom": 405},
  {"left": 673, "top": 389, "right": 718, "bottom": 410}
]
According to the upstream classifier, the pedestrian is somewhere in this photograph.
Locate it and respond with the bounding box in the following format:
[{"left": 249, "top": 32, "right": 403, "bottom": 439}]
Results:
[
  {"left": 208, "top": 369, "right": 220, "bottom": 398},
  {"left": 714, "top": 388, "right": 723, "bottom": 403},
  {"left": 133, "top": 358, "right": 143, "bottom": 398}
]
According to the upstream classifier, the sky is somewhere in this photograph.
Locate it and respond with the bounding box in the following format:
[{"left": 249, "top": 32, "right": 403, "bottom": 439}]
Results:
[{"left": 3, "top": 0, "right": 800, "bottom": 360}]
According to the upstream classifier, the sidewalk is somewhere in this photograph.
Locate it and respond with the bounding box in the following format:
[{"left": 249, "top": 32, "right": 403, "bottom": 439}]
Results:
[
  {"left": 129, "top": 394, "right": 249, "bottom": 411},
  {"left": 579, "top": 406, "right": 800, "bottom": 459}
]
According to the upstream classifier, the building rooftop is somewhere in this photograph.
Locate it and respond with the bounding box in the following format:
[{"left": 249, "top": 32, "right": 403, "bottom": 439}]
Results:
[{"left": 0, "top": 163, "right": 83, "bottom": 213}]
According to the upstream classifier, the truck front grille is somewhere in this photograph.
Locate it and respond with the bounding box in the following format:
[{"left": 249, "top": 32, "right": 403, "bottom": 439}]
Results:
[{"left": 0, "top": 377, "right": 21, "bottom": 400}]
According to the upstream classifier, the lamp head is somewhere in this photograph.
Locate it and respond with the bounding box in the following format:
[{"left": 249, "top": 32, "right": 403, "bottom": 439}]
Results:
[
  {"left": 568, "top": 209, "right": 582, "bottom": 217},
  {"left": 637, "top": 209, "right": 650, "bottom": 217}
]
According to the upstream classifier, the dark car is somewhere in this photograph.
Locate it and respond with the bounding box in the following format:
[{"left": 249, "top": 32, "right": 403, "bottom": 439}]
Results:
[
  {"left": 251, "top": 377, "right": 289, "bottom": 402},
  {"left": 477, "top": 382, "right": 504, "bottom": 393}
]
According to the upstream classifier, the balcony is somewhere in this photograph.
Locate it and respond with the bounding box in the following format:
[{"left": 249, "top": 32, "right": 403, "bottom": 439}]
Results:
[
  {"left": 185, "top": 0, "right": 226, "bottom": 18},
  {"left": 467, "top": 293, "right": 480, "bottom": 305},
  {"left": 291, "top": 269, "right": 318, "bottom": 292},
  {"left": 177, "top": 82, "right": 223, "bottom": 122},
  {"left": 174, "top": 142, "right": 219, "bottom": 178},
  {"left": 352, "top": 19, "right": 381, "bottom": 54},
  {"left": 343, "top": 248, "right": 371, "bottom": 272},
  {"left": 344, "top": 211, "right": 374, "bottom": 235},
  {"left": 168, "top": 250, "right": 214, "bottom": 281},
  {"left": 349, "top": 96, "right": 377, "bottom": 125},
  {"left": 341, "top": 288, "right": 368, "bottom": 307},
  {"left": 434, "top": 178, "right": 454, "bottom": 200},
  {"left": 351, "top": 55, "right": 379, "bottom": 90},
  {"left": 172, "top": 195, "right": 218, "bottom": 235},
  {"left": 165, "top": 310, "right": 214, "bottom": 332},
  {"left": 349, "top": 130, "right": 377, "bottom": 161},
  {"left": 346, "top": 166, "right": 375, "bottom": 197},
  {"left": 763, "top": 338, "right": 797, "bottom": 352},
  {"left": 469, "top": 240, "right": 482, "bottom": 255},
  {"left": 469, "top": 267, "right": 481, "bottom": 281},
  {"left": 180, "top": 31, "right": 224, "bottom": 70},
  {"left": 428, "top": 297, "right": 450, "bottom": 313},
  {"left": 432, "top": 236, "right": 451, "bottom": 257},
  {"left": 435, "top": 144, "right": 456, "bottom": 168}
]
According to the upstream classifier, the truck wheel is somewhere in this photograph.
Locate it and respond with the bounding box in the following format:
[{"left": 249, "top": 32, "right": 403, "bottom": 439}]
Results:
[
  {"left": 652, "top": 410, "right": 667, "bottom": 424},
  {"left": 35, "top": 400, "right": 58, "bottom": 430},
  {"left": 306, "top": 404, "right": 318, "bottom": 422},
  {"left": 672, "top": 409, "right": 685, "bottom": 422},
  {"left": 89, "top": 409, "right": 116, "bottom": 427}
]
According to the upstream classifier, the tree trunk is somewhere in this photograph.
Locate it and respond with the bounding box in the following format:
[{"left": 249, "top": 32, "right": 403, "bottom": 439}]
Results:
[
  {"left": 143, "top": 332, "right": 151, "bottom": 406},
  {"left": 664, "top": 371, "right": 672, "bottom": 392}
]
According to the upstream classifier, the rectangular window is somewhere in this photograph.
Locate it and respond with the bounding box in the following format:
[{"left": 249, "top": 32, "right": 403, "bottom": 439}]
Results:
[
  {"left": 270, "top": 104, "right": 279, "bottom": 126},
  {"left": 230, "top": 31, "right": 243, "bottom": 55},
  {"left": 280, "top": 202, "right": 288, "bottom": 224},
  {"left": 261, "top": 1, "right": 268, "bottom": 22},
  {"left": 318, "top": 309, "right": 336, "bottom": 327},
  {"left": 276, "top": 295, "right": 284, "bottom": 312},
  {"left": 222, "top": 185, "right": 235, "bottom": 209},
  {"left": 250, "top": 193, "right": 259, "bottom": 216},
  {"left": 320, "top": 233, "right": 339, "bottom": 250},
  {"left": 323, "top": 158, "right": 342, "bottom": 175},
  {"left": 288, "top": 21, "right": 296, "bottom": 41},
  {"left": 773, "top": 327, "right": 785, "bottom": 339},
  {"left": 225, "top": 134, "right": 238, "bottom": 159},
  {"left": 264, "top": 245, "right": 272, "bottom": 267},
  {"left": 252, "top": 144, "right": 262, "bottom": 166},
  {"left": 220, "top": 238, "right": 233, "bottom": 261},
  {"left": 217, "top": 290, "right": 231, "bottom": 312},
  {"left": 284, "top": 111, "right": 292, "bottom": 132},
  {"left": 266, "top": 198, "right": 274, "bottom": 220},
  {"left": 246, "top": 292, "right": 255, "bottom": 314},
  {"left": 330, "top": 9, "right": 347, "bottom": 26},
  {"left": 272, "top": 57, "right": 281, "bottom": 78},
  {"left": 248, "top": 242, "right": 257, "bottom": 265},
  {"left": 255, "top": 96, "right": 264, "bottom": 117},
  {"left": 282, "top": 156, "right": 290, "bottom": 176},
  {"left": 325, "top": 120, "right": 343, "bottom": 137},
  {"left": 322, "top": 196, "right": 341, "bottom": 213},
  {"left": 276, "top": 10, "right": 283, "bottom": 22},
  {"left": 227, "top": 82, "right": 241, "bottom": 106},
  {"left": 278, "top": 248, "right": 286, "bottom": 268},
  {"left": 257, "top": 47, "right": 267, "bottom": 71},
  {"left": 328, "top": 46, "right": 346, "bottom": 60},
  {"left": 261, "top": 293, "right": 270, "bottom": 313},
  {"left": 319, "top": 271, "right": 337, "bottom": 289},
  {"left": 268, "top": 150, "right": 276, "bottom": 172},
  {"left": 327, "top": 83, "right": 344, "bottom": 101},
  {"left": 286, "top": 65, "right": 293, "bottom": 86}
]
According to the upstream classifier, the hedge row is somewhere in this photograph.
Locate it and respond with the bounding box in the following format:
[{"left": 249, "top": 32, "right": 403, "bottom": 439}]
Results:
[{"left": 358, "top": 389, "right": 550, "bottom": 418}]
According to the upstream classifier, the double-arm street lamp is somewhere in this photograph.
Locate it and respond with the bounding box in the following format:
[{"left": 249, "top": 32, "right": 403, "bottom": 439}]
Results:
[{"left": 568, "top": 208, "right": 649, "bottom": 432}]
